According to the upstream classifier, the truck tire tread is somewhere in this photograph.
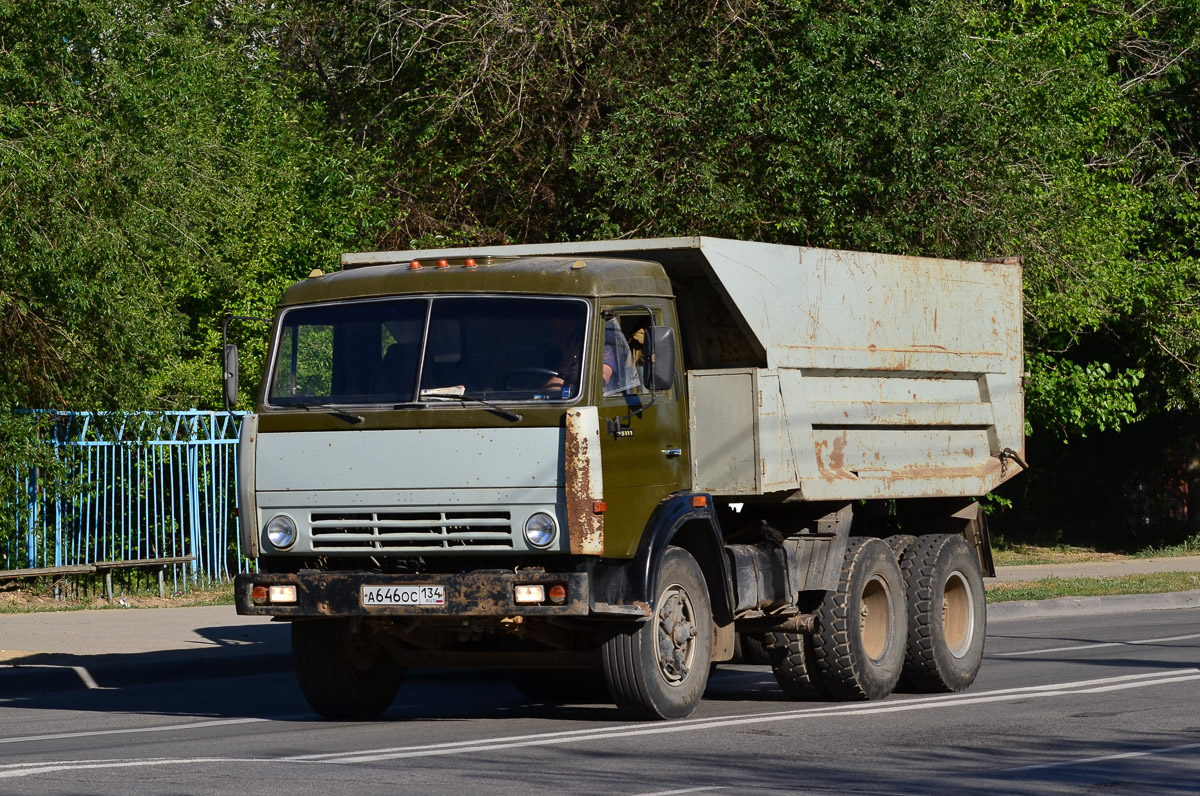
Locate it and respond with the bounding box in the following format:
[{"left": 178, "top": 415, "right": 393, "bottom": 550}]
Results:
[
  {"left": 601, "top": 546, "right": 713, "bottom": 720},
  {"left": 900, "top": 534, "right": 986, "bottom": 692},
  {"left": 764, "top": 630, "right": 828, "bottom": 700},
  {"left": 292, "top": 618, "right": 405, "bottom": 720},
  {"left": 883, "top": 534, "right": 919, "bottom": 562},
  {"left": 813, "top": 537, "right": 907, "bottom": 701}
]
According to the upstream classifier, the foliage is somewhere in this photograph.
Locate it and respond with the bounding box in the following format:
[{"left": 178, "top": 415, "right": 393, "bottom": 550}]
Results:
[
  {"left": 1, "top": 0, "right": 1199, "bottom": 543},
  {"left": 1025, "top": 354, "right": 1142, "bottom": 439},
  {"left": 266, "top": 0, "right": 1200, "bottom": 441},
  {"left": 0, "top": 0, "right": 391, "bottom": 528},
  {"left": 0, "top": 1, "right": 392, "bottom": 412}
]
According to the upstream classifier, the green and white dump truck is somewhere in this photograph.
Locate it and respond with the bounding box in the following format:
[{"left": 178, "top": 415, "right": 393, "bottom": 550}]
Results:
[{"left": 230, "top": 236, "right": 1025, "bottom": 720}]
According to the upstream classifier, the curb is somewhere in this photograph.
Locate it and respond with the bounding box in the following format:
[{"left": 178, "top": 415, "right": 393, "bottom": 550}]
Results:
[{"left": 987, "top": 588, "right": 1200, "bottom": 621}]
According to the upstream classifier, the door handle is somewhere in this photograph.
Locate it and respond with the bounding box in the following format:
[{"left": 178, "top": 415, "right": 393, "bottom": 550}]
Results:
[{"left": 663, "top": 448, "right": 682, "bottom": 458}]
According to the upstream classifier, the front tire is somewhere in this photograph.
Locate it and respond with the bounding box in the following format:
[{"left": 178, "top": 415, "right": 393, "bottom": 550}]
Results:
[
  {"left": 602, "top": 546, "right": 713, "bottom": 719},
  {"left": 900, "top": 534, "right": 986, "bottom": 692},
  {"left": 813, "top": 537, "right": 907, "bottom": 701},
  {"left": 292, "top": 618, "right": 405, "bottom": 720}
]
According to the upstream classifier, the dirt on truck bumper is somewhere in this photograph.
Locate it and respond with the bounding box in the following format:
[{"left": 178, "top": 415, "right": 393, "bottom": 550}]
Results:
[{"left": 235, "top": 570, "right": 591, "bottom": 618}]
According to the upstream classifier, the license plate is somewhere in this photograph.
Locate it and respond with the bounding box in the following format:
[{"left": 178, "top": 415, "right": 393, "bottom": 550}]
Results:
[{"left": 361, "top": 585, "right": 445, "bottom": 607}]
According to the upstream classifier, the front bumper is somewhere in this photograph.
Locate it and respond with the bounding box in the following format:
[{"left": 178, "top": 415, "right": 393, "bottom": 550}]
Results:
[{"left": 235, "top": 570, "right": 590, "bottom": 618}]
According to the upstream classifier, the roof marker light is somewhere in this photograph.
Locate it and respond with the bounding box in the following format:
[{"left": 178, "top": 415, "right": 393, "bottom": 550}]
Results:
[
  {"left": 409, "top": 260, "right": 422, "bottom": 270},
  {"left": 436, "top": 259, "right": 450, "bottom": 269},
  {"left": 464, "top": 258, "right": 478, "bottom": 269}
]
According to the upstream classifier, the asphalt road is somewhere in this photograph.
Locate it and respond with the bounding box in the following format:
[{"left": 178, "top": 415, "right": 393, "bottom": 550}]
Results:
[{"left": 1, "top": 607, "right": 1198, "bottom": 795}]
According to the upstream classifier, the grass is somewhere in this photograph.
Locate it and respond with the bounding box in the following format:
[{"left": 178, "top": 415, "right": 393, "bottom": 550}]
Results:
[
  {"left": 1131, "top": 532, "right": 1200, "bottom": 559},
  {"left": 986, "top": 571, "right": 1200, "bottom": 602},
  {"left": 992, "top": 544, "right": 1124, "bottom": 567},
  {"left": 0, "top": 580, "right": 235, "bottom": 614},
  {"left": 992, "top": 533, "right": 1200, "bottom": 567}
]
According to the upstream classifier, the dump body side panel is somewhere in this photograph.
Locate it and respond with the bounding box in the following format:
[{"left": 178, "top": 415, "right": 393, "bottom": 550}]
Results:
[{"left": 683, "top": 247, "right": 1023, "bottom": 500}]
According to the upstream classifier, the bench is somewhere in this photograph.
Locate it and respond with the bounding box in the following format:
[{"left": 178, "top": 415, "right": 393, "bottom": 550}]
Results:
[
  {"left": 0, "top": 557, "right": 196, "bottom": 602},
  {"left": 0, "top": 564, "right": 98, "bottom": 580},
  {"left": 95, "top": 556, "right": 196, "bottom": 602}
]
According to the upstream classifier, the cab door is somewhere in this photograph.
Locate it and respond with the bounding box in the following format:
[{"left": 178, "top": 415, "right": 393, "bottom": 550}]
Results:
[{"left": 595, "top": 299, "right": 689, "bottom": 558}]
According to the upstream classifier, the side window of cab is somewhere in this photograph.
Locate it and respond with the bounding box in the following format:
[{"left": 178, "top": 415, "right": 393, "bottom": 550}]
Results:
[{"left": 601, "top": 312, "right": 654, "bottom": 397}]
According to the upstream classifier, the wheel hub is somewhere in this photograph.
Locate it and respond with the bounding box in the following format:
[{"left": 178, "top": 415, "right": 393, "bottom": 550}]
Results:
[
  {"left": 859, "top": 574, "right": 892, "bottom": 662},
  {"left": 942, "top": 570, "right": 975, "bottom": 658},
  {"left": 656, "top": 584, "right": 698, "bottom": 684}
]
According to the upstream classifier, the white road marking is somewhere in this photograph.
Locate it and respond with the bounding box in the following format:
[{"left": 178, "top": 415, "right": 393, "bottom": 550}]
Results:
[
  {"left": 2, "top": 669, "right": 1198, "bottom": 780},
  {"left": 635, "top": 788, "right": 725, "bottom": 795},
  {"left": 282, "top": 669, "right": 1198, "bottom": 765},
  {"left": 0, "top": 757, "right": 253, "bottom": 779},
  {"left": 293, "top": 670, "right": 1200, "bottom": 765},
  {"left": 994, "top": 632, "right": 1200, "bottom": 657},
  {"left": 1002, "top": 740, "right": 1200, "bottom": 772},
  {"left": 0, "top": 664, "right": 108, "bottom": 690},
  {"left": 0, "top": 717, "right": 269, "bottom": 745}
]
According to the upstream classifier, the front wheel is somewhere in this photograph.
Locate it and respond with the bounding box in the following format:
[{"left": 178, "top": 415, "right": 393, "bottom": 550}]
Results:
[
  {"left": 602, "top": 546, "right": 714, "bottom": 719},
  {"left": 292, "top": 618, "right": 405, "bottom": 720}
]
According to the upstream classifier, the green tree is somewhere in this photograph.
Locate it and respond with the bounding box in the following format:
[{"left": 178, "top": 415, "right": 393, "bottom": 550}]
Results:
[{"left": 0, "top": 0, "right": 391, "bottom": 541}]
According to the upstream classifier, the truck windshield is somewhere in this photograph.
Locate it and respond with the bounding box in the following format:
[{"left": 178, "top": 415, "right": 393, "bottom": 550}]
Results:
[{"left": 267, "top": 296, "right": 589, "bottom": 406}]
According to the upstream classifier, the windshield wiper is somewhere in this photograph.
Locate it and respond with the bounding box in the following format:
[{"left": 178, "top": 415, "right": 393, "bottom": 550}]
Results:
[
  {"left": 288, "top": 402, "right": 364, "bottom": 425},
  {"left": 421, "top": 393, "right": 523, "bottom": 422}
]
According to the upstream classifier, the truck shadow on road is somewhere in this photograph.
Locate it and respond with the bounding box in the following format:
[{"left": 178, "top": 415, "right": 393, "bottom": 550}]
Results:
[{"left": 2, "top": 643, "right": 799, "bottom": 723}]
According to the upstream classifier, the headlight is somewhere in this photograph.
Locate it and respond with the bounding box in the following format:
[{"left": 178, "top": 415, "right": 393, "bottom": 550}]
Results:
[
  {"left": 523, "top": 512, "right": 557, "bottom": 548},
  {"left": 265, "top": 515, "right": 297, "bottom": 550}
]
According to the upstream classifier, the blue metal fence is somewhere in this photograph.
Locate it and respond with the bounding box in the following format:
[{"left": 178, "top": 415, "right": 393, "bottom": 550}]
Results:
[{"left": 5, "top": 411, "right": 251, "bottom": 589}]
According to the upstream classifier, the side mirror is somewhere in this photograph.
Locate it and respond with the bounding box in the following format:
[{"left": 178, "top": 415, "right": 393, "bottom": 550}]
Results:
[
  {"left": 643, "top": 326, "right": 676, "bottom": 392},
  {"left": 223, "top": 343, "right": 240, "bottom": 411}
]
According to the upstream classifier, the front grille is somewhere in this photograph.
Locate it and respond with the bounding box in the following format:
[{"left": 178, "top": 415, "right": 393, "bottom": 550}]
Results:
[{"left": 309, "top": 510, "right": 513, "bottom": 552}]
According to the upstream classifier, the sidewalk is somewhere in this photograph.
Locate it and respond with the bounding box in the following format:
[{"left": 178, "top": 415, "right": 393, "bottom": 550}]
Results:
[
  {"left": 3, "top": 555, "right": 1200, "bottom": 694},
  {"left": 987, "top": 554, "right": 1200, "bottom": 620},
  {"left": 0, "top": 605, "right": 290, "bottom": 692}
]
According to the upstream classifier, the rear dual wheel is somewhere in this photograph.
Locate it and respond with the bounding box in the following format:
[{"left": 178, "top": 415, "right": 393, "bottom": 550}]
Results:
[
  {"left": 899, "top": 534, "right": 986, "bottom": 692},
  {"left": 734, "top": 633, "right": 772, "bottom": 665},
  {"left": 769, "top": 537, "right": 907, "bottom": 701},
  {"left": 764, "top": 628, "right": 827, "bottom": 700},
  {"left": 812, "top": 537, "right": 907, "bottom": 700}
]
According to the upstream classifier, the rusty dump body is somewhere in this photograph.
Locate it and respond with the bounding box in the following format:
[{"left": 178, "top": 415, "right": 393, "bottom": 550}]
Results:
[{"left": 343, "top": 236, "right": 1026, "bottom": 503}]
